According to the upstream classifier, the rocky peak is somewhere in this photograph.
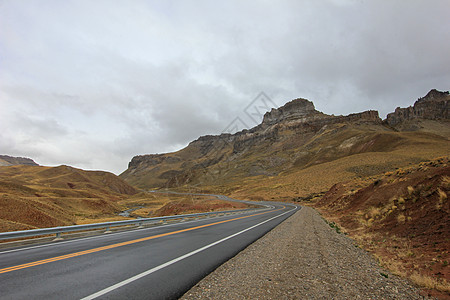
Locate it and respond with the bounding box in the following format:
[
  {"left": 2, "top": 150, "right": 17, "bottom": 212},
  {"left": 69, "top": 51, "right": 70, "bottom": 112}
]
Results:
[
  {"left": 385, "top": 89, "right": 449, "bottom": 126},
  {"left": 262, "top": 98, "right": 325, "bottom": 126},
  {"left": 422, "top": 89, "right": 449, "bottom": 101}
]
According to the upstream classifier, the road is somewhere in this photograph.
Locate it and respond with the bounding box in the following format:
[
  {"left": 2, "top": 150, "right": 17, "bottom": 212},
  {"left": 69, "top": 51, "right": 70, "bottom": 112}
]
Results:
[{"left": 0, "top": 200, "right": 298, "bottom": 299}]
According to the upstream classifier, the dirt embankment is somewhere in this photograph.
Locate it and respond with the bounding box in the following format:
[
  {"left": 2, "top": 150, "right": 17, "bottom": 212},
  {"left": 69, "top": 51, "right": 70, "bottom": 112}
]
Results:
[
  {"left": 182, "top": 207, "right": 427, "bottom": 299},
  {"left": 312, "top": 157, "right": 449, "bottom": 299}
]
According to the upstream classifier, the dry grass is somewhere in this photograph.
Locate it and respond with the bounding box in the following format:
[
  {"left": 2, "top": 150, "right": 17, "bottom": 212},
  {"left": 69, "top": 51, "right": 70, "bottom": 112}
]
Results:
[
  {"left": 0, "top": 166, "right": 248, "bottom": 232},
  {"left": 313, "top": 157, "right": 450, "bottom": 297},
  {"left": 410, "top": 273, "right": 450, "bottom": 293}
]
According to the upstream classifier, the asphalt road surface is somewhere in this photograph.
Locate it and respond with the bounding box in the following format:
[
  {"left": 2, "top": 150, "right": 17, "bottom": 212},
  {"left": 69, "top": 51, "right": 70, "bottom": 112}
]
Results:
[{"left": 0, "top": 201, "right": 298, "bottom": 300}]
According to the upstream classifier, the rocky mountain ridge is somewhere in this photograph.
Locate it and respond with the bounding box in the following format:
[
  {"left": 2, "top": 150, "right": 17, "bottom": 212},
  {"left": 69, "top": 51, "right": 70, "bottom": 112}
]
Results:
[
  {"left": 121, "top": 89, "right": 449, "bottom": 190},
  {"left": 385, "top": 89, "right": 449, "bottom": 126},
  {"left": 126, "top": 99, "right": 381, "bottom": 173}
]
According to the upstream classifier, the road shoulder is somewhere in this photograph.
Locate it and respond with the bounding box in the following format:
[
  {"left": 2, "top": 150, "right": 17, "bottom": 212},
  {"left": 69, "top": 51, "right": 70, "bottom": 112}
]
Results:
[{"left": 181, "top": 206, "right": 428, "bottom": 299}]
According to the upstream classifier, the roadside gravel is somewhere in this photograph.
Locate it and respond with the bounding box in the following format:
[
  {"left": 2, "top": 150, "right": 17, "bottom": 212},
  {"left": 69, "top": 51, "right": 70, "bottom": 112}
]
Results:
[{"left": 182, "top": 206, "right": 429, "bottom": 299}]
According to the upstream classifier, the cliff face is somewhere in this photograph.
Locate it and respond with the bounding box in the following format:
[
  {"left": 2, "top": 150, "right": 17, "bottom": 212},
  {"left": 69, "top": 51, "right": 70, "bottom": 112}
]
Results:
[
  {"left": 385, "top": 89, "right": 449, "bottom": 126},
  {"left": 0, "top": 155, "right": 39, "bottom": 167},
  {"left": 120, "top": 89, "right": 449, "bottom": 190},
  {"left": 261, "top": 99, "right": 323, "bottom": 126},
  {"left": 190, "top": 99, "right": 381, "bottom": 151},
  {"left": 120, "top": 96, "right": 383, "bottom": 188}
]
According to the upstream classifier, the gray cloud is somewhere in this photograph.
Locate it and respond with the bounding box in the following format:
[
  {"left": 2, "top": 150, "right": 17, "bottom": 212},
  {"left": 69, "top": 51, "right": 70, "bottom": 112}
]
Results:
[{"left": 0, "top": 0, "right": 449, "bottom": 174}]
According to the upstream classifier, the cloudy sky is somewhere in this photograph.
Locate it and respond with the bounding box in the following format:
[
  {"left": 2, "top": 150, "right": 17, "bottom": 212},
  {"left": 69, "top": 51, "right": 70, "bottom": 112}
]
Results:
[{"left": 1, "top": 0, "right": 449, "bottom": 174}]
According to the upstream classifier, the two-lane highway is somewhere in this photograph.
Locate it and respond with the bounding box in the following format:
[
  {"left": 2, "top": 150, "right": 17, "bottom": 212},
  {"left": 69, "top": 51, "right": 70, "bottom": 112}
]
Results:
[{"left": 0, "top": 201, "right": 298, "bottom": 299}]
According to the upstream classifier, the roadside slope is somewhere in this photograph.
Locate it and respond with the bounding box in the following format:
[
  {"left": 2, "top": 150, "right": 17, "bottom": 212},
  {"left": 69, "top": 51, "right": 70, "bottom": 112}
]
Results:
[{"left": 182, "top": 207, "right": 426, "bottom": 299}]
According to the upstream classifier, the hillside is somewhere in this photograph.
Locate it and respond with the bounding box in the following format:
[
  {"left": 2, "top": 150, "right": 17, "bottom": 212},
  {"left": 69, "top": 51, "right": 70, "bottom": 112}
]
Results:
[
  {"left": 0, "top": 165, "right": 251, "bottom": 232},
  {"left": 311, "top": 157, "right": 449, "bottom": 297},
  {"left": 0, "top": 165, "right": 137, "bottom": 231},
  {"left": 121, "top": 89, "right": 449, "bottom": 197}
]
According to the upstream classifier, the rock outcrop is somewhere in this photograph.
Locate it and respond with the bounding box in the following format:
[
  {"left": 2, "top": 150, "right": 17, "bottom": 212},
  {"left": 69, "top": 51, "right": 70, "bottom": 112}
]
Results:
[
  {"left": 261, "top": 98, "right": 325, "bottom": 126},
  {"left": 385, "top": 89, "right": 449, "bottom": 126},
  {"left": 0, "top": 155, "right": 39, "bottom": 167},
  {"left": 121, "top": 96, "right": 383, "bottom": 188}
]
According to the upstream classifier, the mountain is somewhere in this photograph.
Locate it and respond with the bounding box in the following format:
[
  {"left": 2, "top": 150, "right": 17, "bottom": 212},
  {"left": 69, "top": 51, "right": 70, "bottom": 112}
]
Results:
[
  {"left": 0, "top": 165, "right": 137, "bottom": 231},
  {"left": 386, "top": 89, "right": 449, "bottom": 127},
  {"left": 0, "top": 155, "right": 39, "bottom": 167},
  {"left": 120, "top": 89, "right": 449, "bottom": 196}
]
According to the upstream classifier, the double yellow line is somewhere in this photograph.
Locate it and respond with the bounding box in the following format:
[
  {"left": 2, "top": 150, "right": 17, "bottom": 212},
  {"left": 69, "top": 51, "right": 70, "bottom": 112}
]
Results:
[{"left": 0, "top": 208, "right": 283, "bottom": 274}]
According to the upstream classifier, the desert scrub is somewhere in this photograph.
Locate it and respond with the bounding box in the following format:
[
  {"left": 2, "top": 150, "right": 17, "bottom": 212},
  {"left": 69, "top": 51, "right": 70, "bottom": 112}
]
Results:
[
  {"left": 323, "top": 219, "right": 342, "bottom": 234},
  {"left": 441, "top": 175, "right": 450, "bottom": 189},
  {"left": 410, "top": 272, "right": 450, "bottom": 293},
  {"left": 397, "top": 214, "right": 406, "bottom": 224}
]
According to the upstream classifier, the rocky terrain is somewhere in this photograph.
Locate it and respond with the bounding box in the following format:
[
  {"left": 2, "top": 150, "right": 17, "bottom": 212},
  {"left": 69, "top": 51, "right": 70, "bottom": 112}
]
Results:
[
  {"left": 385, "top": 89, "right": 449, "bottom": 127},
  {"left": 120, "top": 89, "right": 449, "bottom": 193},
  {"left": 0, "top": 155, "right": 38, "bottom": 167}
]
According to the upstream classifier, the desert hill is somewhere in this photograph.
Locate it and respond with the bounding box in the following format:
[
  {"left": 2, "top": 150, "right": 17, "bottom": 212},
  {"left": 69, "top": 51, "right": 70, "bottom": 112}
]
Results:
[
  {"left": 0, "top": 164, "right": 250, "bottom": 232},
  {"left": 0, "top": 165, "right": 137, "bottom": 231},
  {"left": 0, "top": 155, "right": 38, "bottom": 167},
  {"left": 120, "top": 89, "right": 449, "bottom": 197}
]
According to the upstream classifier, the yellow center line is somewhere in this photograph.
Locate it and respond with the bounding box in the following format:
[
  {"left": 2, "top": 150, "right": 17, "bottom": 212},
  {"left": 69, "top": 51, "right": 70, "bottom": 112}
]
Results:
[{"left": 0, "top": 207, "right": 284, "bottom": 274}]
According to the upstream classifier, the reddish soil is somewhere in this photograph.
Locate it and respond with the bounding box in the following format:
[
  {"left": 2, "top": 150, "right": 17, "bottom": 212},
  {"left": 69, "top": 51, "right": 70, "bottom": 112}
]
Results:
[{"left": 312, "top": 157, "right": 449, "bottom": 298}]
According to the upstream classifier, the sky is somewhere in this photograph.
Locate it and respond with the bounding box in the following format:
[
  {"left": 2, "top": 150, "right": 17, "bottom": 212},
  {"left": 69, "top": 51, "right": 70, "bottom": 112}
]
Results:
[{"left": 0, "top": 0, "right": 449, "bottom": 174}]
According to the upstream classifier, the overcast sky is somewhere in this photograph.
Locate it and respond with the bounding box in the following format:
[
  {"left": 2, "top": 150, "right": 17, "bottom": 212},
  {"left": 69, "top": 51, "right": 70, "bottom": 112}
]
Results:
[{"left": 1, "top": 0, "right": 449, "bottom": 174}]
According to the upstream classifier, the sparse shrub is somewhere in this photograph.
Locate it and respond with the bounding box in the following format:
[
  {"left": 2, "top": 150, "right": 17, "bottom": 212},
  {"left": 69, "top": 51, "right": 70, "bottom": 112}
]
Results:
[
  {"left": 380, "top": 272, "right": 389, "bottom": 278},
  {"left": 407, "top": 186, "right": 414, "bottom": 195},
  {"left": 391, "top": 205, "right": 397, "bottom": 210},
  {"left": 438, "top": 188, "right": 447, "bottom": 202},
  {"left": 368, "top": 207, "right": 381, "bottom": 218},
  {"left": 327, "top": 221, "right": 342, "bottom": 234},
  {"left": 398, "top": 197, "right": 405, "bottom": 205},
  {"left": 397, "top": 214, "right": 406, "bottom": 223},
  {"left": 396, "top": 169, "right": 405, "bottom": 176},
  {"left": 410, "top": 272, "right": 450, "bottom": 292},
  {"left": 441, "top": 176, "right": 450, "bottom": 189}
]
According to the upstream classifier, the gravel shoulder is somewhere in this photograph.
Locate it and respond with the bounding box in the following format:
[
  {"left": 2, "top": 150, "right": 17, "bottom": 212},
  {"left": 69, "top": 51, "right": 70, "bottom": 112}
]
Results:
[{"left": 182, "top": 206, "right": 429, "bottom": 299}]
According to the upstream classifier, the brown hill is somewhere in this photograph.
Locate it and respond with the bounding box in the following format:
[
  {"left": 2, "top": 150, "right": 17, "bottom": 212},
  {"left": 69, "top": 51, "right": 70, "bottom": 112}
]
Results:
[
  {"left": 0, "top": 165, "right": 251, "bottom": 232},
  {"left": 311, "top": 157, "right": 449, "bottom": 297},
  {"left": 120, "top": 89, "right": 449, "bottom": 197},
  {"left": 0, "top": 165, "right": 137, "bottom": 231}
]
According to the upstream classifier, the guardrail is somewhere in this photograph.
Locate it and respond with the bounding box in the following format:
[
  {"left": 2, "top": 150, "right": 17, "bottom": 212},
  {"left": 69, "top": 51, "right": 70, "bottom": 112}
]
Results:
[{"left": 0, "top": 207, "right": 267, "bottom": 242}]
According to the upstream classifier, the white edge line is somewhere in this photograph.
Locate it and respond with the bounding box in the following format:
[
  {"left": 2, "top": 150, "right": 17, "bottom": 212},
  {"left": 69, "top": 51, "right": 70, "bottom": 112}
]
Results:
[{"left": 80, "top": 206, "right": 297, "bottom": 300}]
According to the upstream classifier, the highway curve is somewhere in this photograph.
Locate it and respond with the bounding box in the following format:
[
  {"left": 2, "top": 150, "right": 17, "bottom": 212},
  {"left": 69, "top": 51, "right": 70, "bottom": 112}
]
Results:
[{"left": 0, "top": 200, "right": 298, "bottom": 299}]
